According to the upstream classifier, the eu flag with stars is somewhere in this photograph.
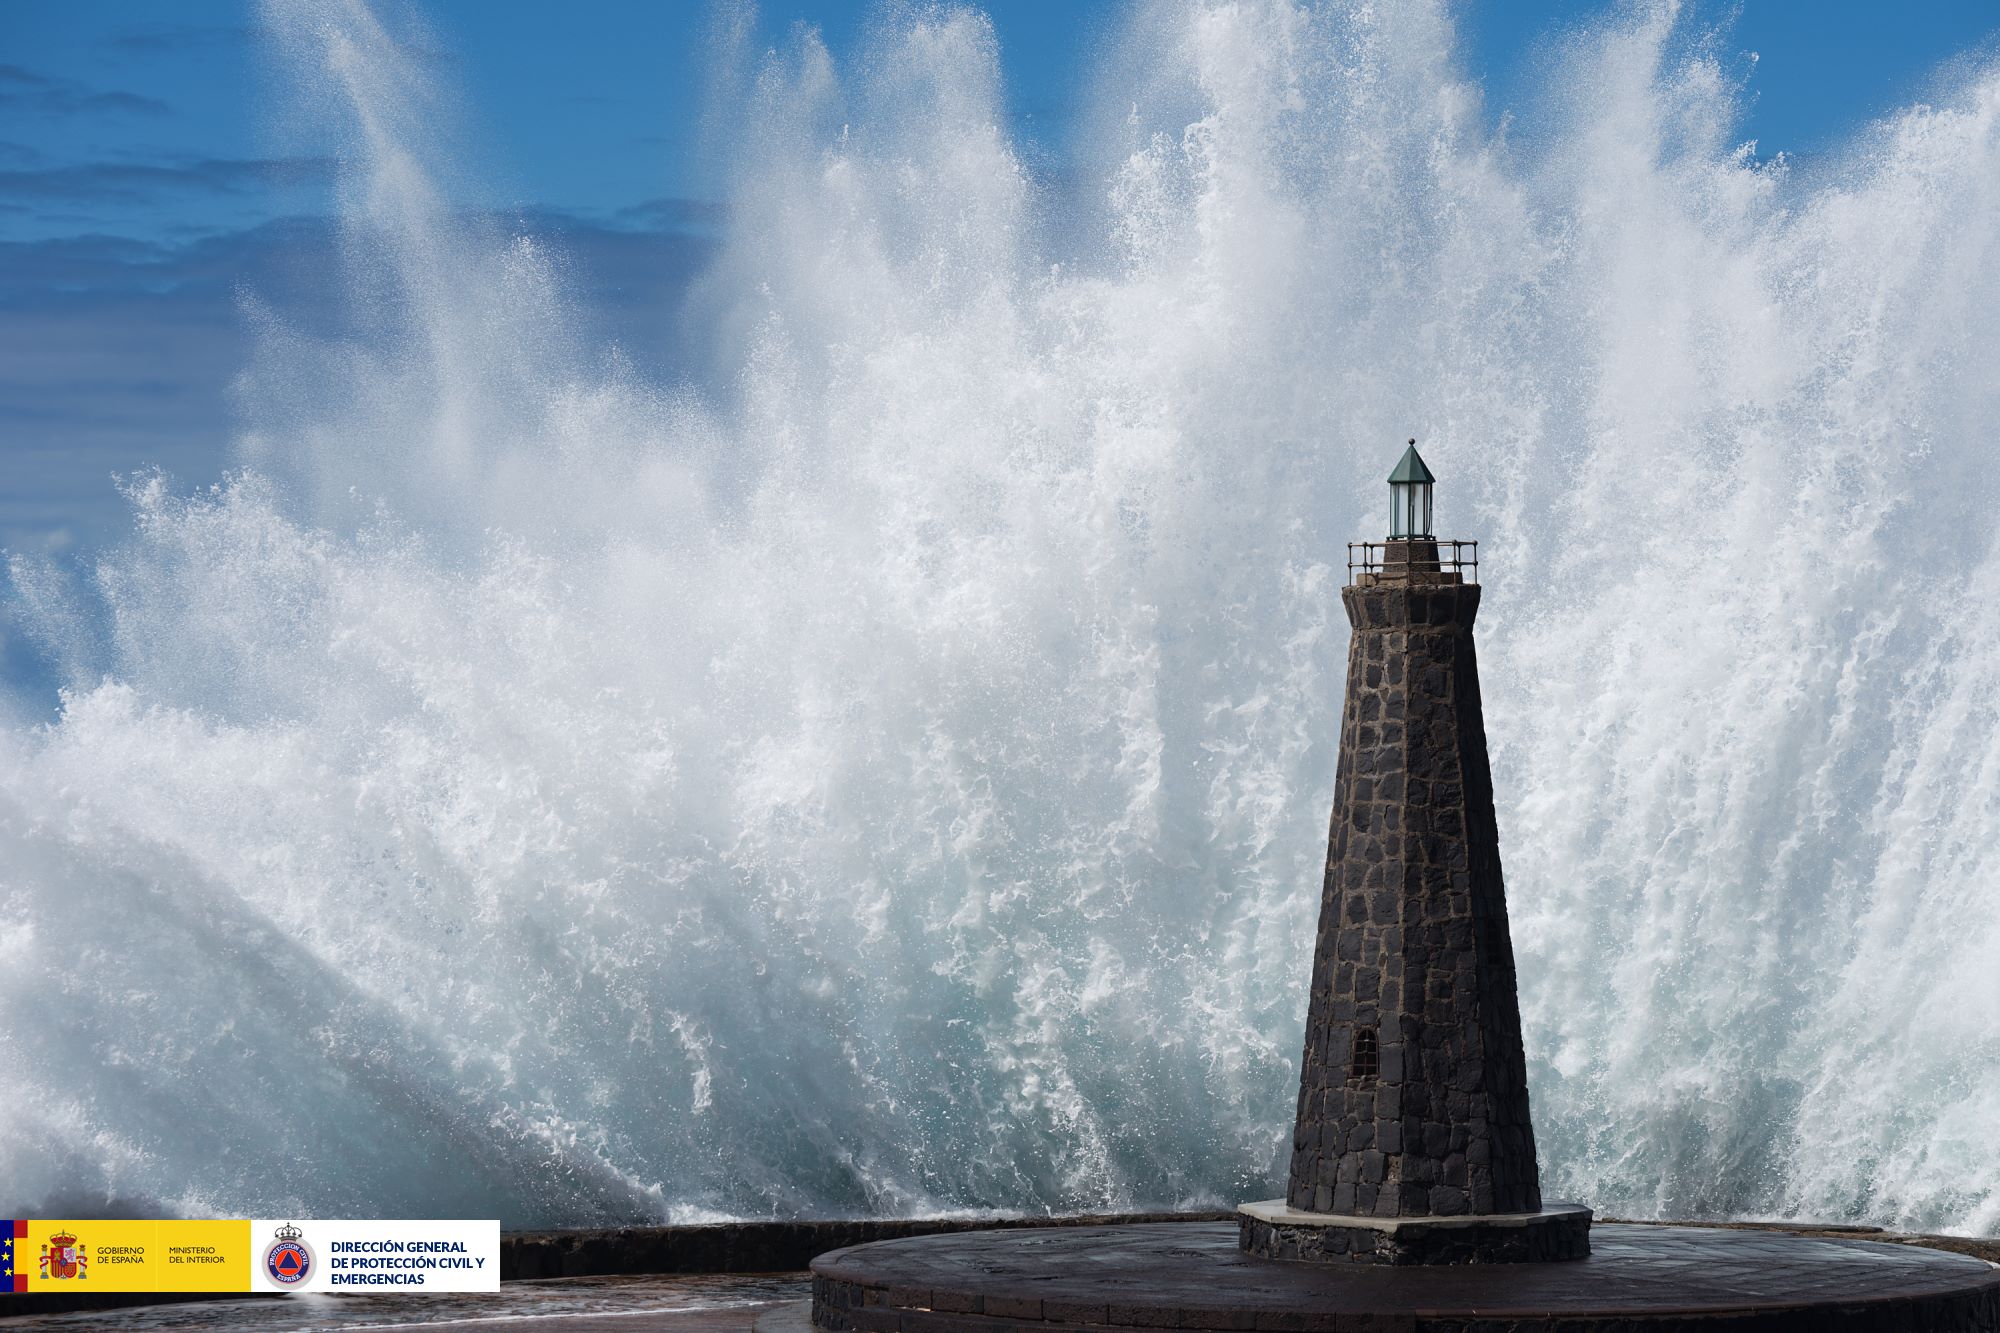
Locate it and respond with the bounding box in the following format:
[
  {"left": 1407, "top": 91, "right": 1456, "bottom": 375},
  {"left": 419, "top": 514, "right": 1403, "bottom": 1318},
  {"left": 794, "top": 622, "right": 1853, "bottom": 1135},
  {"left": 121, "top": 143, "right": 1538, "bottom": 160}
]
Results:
[{"left": 2, "top": 1220, "right": 23, "bottom": 1292}]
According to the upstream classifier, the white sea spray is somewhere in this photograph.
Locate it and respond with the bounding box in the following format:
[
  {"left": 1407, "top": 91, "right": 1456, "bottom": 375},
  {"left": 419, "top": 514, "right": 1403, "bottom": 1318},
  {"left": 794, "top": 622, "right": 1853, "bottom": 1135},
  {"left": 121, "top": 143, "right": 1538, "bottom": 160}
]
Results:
[{"left": 2, "top": 0, "right": 1997, "bottom": 1233}]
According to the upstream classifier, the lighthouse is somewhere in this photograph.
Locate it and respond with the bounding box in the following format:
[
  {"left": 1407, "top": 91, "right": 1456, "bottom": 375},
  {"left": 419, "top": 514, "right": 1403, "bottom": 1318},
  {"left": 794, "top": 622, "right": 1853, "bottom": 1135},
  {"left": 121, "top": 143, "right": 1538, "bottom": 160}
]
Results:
[
  {"left": 1238, "top": 441, "right": 1592, "bottom": 1265},
  {"left": 810, "top": 445, "right": 2000, "bottom": 1330}
]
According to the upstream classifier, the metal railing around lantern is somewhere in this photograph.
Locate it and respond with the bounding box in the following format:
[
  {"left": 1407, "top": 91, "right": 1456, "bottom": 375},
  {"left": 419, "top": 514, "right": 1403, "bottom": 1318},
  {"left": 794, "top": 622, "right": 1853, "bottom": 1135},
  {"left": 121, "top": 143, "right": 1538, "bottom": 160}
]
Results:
[{"left": 1346, "top": 540, "right": 1479, "bottom": 585}]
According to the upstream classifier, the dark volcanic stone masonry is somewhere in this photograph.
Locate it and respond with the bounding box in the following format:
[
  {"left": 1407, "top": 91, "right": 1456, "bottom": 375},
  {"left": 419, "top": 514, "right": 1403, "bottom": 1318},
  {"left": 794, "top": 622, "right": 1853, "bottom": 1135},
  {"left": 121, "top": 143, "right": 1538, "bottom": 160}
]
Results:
[
  {"left": 502, "top": 1214, "right": 1233, "bottom": 1279},
  {"left": 1287, "top": 579, "right": 1542, "bottom": 1220},
  {"left": 1236, "top": 1202, "right": 1590, "bottom": 1265}
]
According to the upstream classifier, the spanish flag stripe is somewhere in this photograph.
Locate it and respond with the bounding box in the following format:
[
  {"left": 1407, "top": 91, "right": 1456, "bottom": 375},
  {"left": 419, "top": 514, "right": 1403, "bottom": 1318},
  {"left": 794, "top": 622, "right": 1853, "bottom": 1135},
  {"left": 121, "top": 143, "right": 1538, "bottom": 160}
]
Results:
[{"left": 1, "top": 1220, "right": 22, "bottom": 1292}]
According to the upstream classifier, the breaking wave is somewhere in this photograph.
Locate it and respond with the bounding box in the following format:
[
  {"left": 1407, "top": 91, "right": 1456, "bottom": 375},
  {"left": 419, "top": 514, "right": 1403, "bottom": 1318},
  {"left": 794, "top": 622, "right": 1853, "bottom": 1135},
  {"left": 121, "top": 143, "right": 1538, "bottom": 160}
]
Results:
[{"left": 3, "top": 0, "right": 1998, "bottom": 1233}]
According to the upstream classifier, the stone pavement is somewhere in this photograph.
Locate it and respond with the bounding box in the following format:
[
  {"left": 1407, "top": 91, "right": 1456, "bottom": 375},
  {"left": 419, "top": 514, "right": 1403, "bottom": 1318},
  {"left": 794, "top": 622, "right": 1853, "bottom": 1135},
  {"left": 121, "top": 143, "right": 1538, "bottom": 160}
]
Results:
[
  {"left": 387, "top": 1304, "right": 796, "bottom": 1330},
  {"left": 812, "top": 1221, "right": 2000, "bottom": 1330}
]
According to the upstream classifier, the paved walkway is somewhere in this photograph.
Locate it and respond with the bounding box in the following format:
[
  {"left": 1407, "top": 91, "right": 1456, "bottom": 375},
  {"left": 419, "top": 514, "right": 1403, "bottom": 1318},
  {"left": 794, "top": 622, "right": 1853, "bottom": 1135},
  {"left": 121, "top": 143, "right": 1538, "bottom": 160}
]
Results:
[
  {"left": 814, "top": 1222, "right": 2000, "bottom": 1330},
  {"left": 384, "top": 1302, "right": 800, "bottom": 1330}
]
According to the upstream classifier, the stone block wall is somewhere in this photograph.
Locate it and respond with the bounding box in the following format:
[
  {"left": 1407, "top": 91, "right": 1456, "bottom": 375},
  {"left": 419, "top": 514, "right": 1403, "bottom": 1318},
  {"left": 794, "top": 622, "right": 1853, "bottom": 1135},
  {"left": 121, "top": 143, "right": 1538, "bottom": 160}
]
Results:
[
  {"left": 1285, "top": 582, "right": 1543, "bottom": 1218},
  {"left": 502, "top": 1212, "right": 1233, "bottom": 1279}
]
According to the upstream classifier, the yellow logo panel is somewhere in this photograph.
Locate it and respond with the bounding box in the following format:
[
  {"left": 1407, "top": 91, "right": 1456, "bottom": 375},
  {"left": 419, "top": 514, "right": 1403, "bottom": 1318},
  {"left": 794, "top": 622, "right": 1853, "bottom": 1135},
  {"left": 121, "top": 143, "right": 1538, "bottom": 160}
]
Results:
[{"left": 13, "top": 1220, "right": 254, "bottom": 1293}]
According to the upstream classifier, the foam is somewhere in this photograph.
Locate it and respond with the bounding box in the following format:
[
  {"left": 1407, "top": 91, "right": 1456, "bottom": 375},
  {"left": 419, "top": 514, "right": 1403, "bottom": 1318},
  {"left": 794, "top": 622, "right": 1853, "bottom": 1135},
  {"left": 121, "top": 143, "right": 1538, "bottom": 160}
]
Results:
[{"left": 2, "top": 0, "right": 1995, "bottom": 1233}]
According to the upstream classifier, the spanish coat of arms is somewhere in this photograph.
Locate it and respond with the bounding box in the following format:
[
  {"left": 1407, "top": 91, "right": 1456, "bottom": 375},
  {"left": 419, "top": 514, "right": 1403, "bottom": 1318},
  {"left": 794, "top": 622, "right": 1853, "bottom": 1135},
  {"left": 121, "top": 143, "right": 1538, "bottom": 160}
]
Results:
[{"left": 41, "top": 1232, "right": 86, "bottom": 1281}]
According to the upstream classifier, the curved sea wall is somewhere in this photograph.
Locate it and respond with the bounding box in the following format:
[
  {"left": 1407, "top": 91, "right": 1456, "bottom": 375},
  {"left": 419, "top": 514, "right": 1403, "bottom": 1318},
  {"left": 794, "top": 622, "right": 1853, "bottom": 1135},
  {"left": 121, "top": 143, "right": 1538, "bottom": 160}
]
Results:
[{"left": 503, "top": 1212, "right": 1233, "bottom": 1280}]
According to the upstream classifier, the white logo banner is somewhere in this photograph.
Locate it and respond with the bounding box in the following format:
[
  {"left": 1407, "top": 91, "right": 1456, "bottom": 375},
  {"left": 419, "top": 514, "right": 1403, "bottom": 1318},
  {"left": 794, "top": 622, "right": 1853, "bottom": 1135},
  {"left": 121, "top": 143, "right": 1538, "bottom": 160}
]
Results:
[{"left": 248, "top": 1219, "right": 500, "bottom": 1292}]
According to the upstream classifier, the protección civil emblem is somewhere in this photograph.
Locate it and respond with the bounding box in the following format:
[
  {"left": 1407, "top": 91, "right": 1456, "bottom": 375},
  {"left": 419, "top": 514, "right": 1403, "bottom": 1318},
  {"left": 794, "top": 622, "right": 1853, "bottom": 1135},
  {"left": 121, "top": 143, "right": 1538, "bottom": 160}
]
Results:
[
  {"left": 40, "top": 1231, "right": 86, "bottom": 1281},
  {"left": 263, "top": 1223, "right": 313, "bottom": 1286}
]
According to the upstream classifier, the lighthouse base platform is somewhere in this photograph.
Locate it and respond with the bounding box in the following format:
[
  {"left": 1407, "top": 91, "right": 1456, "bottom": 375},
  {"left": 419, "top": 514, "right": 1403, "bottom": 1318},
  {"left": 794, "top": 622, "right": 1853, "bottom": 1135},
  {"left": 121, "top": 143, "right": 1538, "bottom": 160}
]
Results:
[
  {"left": 1236, "top": 1198, "right": 1592, "bottom": 1265},
  {"left": 807, "top": 1221, "right": 2000, "bottom": 1332}
]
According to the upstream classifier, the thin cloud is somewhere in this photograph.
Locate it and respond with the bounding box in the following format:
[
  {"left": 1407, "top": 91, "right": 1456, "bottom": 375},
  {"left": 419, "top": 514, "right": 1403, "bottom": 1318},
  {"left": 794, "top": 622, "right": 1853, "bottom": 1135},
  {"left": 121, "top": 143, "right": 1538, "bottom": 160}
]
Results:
[
  {"left": 0, "top": 64, "right": 171, "bottom": 119},
  {"left": 100, "top": 23, "right": 260, "bottom": 54},
  {"left": 0, "top": 157, "right": 337, "bottom": 206},
  {"left": 97, "top": 19, "right": 450, "bottom": 69},
  {"left": 0, "top": 208, "right": 714, "bottom": 555},
  {"left": 613, "top": 197, "right": 726, "bottom": 233}
]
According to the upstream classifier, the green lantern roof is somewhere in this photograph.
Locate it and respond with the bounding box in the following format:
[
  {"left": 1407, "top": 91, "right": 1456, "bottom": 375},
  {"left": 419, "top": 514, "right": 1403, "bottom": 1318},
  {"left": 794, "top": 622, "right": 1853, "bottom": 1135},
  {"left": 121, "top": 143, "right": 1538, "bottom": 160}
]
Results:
[{"left": 1388, "top": 439, "right": 1435, "bottom": 484}]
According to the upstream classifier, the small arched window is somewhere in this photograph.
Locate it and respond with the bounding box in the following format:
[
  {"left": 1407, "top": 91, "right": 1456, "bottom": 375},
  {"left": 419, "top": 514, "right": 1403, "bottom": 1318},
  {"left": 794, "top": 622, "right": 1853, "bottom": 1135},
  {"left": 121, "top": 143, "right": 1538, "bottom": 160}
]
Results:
[{"left": 1349, "top": 1026, "right": 1379, "bottom": 1080}]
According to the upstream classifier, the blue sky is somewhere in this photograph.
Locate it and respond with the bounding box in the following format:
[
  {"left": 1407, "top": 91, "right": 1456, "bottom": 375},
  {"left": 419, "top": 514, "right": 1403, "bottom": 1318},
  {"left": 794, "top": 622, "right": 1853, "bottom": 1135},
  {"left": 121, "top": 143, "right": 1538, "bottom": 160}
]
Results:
[{"left": 2, "top": 0, "right": 1998, "bottom": 563}]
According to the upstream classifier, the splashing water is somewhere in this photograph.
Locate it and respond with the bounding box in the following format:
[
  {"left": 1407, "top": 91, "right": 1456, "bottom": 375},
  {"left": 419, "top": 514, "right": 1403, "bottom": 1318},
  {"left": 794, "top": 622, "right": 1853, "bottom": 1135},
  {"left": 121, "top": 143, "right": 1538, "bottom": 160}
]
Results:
[{"left": 3, "top": 0, "right": 1999, "bottom": 1233}]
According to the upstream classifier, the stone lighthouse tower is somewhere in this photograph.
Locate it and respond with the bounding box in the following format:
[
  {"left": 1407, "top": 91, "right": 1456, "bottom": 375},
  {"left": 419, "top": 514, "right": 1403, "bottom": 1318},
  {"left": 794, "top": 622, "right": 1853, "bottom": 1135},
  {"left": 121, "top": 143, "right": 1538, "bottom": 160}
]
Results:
[
  {"left": 804, "top": 443, "right": 2000, "bottom": 1331},
  {"left": 1239, "top": 441, "right": 1590, "bottom": 1265}
]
